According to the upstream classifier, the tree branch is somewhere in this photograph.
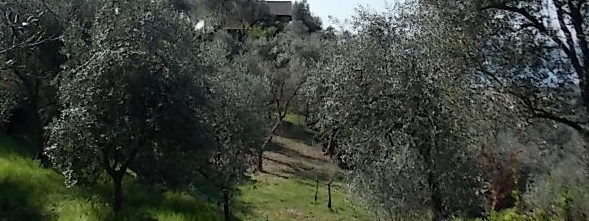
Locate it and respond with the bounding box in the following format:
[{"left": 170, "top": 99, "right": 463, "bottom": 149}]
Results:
[
  {"left": 481, "top": 2, "right": 576, "bottom": 63},
  {"left": 511, "top": 89, "right": 588, "bottom": 135},
  {"left": 567, "top": 0, "right": 588, "bottom": 69},
  {"left": 41, "top": 0, "right": 61, "bottom": 20},
  {"left": 102, "top": 148, "right": 116, "bottom": 176},
  {"left": 280, "top": 80, "right": 304, "bottom": 119},
  {"left": 121, "top": 124, "right": 148, "bottom": 171},
  {"left": 0, "top": 5, "right": 62, "bottom": 54},
  {"left": 531, "top": 110, "right": 586, "bottom": 134},
  {"left": 553, "top": 0, "right": 584, "bottom": 76}
]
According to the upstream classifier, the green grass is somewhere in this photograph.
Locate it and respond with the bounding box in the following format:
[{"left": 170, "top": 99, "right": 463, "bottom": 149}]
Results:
[
  {"left": 282, "top": 113, "right": 306, "bottom": 127},
  {"left": 233, "top": 135, "right": 373, "bottom": 221},
  {"left": 235, "top": 175, "right": 372, "bottom": 221},
  {"left": 1, "top": 123, "right": 372, "bottom": 221},
  {"left": 0, "top": 133, "right": 222, "bottom": 221},
  {"left": 277, "top": 113, "right": 316, "bottom": 145}
]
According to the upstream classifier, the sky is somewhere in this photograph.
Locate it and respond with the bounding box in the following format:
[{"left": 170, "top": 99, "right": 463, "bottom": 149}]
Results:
[{"left": 304, "top": 0, "right": 391, "bottom": 28}]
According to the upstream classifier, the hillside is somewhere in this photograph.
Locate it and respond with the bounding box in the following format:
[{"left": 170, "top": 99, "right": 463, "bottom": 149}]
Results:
[
  {"left": 0, "top": 133, "right": 222, "bottom": 221},
  {"left": 0, "top": 127, "right": 371, "bottom": 221}
]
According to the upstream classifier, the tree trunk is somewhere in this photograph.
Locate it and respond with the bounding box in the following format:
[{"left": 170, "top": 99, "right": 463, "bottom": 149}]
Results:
[
  {"left": 428, "top": 171, "right": 443, "bottom": 221},
  {"left": 34, "top": 109, "right": 48, "bottom": 165},
  {"left": 582, "top": 66, "right": 589, "bottom": 118},
  {"left": 257, "top": 120, "right": 281, "bottom": 172},
  {"left": 327, "top": 180, "right": 333, "bottom": 211},
  {"left": 222, "top": 188, "right": 231, "bottom": 221},
  {"left": 326, "top": 130, "right": 337, "bottom": 158},
  {"left": 314, "top": 179, "right": 319, "bottom": 202},
  {"left": 30, "top": 77, "right": 45, "bottom": 163},
  {"left": 112, "top": 172, "right": 124, "bottom": 213},
  {"left": 256, "top": 138, "right": 269, "bottom": 172}
]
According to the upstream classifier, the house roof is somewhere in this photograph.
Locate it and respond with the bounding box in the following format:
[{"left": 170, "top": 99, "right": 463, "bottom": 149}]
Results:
[{"left": 265, "top": 1, "right": 292, "bottom": 16}]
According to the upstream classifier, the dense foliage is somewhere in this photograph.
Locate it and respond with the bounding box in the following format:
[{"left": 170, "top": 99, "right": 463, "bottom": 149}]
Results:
[
  {"left": 1, "top": 0, "right": 587, "bottom": 220},
  {"left": 306, "top": 3, "right": 489, "bottom": 219},
  {"left": 46, "top": 0, "right": 208, "bottom": 212}
]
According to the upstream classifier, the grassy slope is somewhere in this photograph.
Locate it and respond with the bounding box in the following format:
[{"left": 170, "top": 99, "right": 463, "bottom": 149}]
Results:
[
  {"left": 1, "top": 113, "right": 373, "bottom": 221},
  {"left": 234, "top": 133, "right": 373, "bottom": 220},
  {"left": 0, "top": 133, "right": 222, "bottom": 221}
]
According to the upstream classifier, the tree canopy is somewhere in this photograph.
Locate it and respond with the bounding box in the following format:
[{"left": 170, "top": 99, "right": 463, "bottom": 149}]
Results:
[{"left": 1, "top": 0, "right": 587, "bottom": 220}]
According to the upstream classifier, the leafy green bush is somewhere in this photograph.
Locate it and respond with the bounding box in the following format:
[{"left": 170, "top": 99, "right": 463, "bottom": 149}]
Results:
[
  {"left": 478, "top": 209, "right": 535, "bottom": 221},
  {"left": 471, "top": 189, "right": 587, "bottom": 221},
  {"left": 248, "top": 26, "right": 278, "bottom": 39}
]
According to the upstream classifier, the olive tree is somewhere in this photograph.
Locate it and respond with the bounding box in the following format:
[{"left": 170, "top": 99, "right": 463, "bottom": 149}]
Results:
[
  {"left": 206, "top": 62, "right": 269, "bottom": 221},
  {"left": 292, "top": 0, "right": 322, "bottom": 33},
  {"left": 0, "top": 0, "right": 64, "bottom": 54},
  {"left": 472, "top": 0, "right": 589, "bottom": 138},
  {"left": 243, "top": 28, "right": 323, "bottom": 171},
  {"left": 0, "top": 0, "right": 72, "bottom": 160},
  {"left": 305, "top": 2, "right": 504, "bottom": 220},
  {"left": 46, "top": 0, "right": 205, "bottom": 212},
  {"left": 197, "top": 34, "right": 271, "bottom": 220},
  {"left": 422, "top": 0, "right": 589, "bottom": 216}
]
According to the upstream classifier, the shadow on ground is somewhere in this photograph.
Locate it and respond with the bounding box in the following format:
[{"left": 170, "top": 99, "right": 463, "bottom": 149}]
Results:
[
  {"left": 232, "top": 131, "right": 375, "bottom": 221},
  {"left": 266, "top": 140, "right": 329, "bottom": 164},
  {"left": 0, "top": 133, "right": 237, "bottom": 221},
  {"left": 0, "top": 180, "right": 45, "bottom": 221},
  {"left": 275, "top": 121, "right": 315, "bottom": 146},
  {"left": 264, "top": 138, "right": 343, "bottom": 183}
]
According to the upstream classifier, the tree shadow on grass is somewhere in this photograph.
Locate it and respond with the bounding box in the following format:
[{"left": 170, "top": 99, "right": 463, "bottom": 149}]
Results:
[
  {"left": 88, "top": 180, "right": 235, "bottom": 221},
  {"left": 266, "top": 142, "right": 329, "bottom": 165},
  {"left": 264, "top": 156, "right": 296, "bottom": 171},
  {"left": 231, "top": 197, "right": 257, "bottom": 221},
  {"left": 0, "top": 180, "right": 46, "bottom": 221},
  {"left": 261, "top": 170, "right": 291, "bottom": 180},
  {"left": 0, "top": 133, "right": 248, "bottom": 221},
  {"left": 279, "top": 161, "right": 343, "bottom": 183},
  {"left": 263, "top": 154, "right": 342, "bottom": 184},
  {"left": 275, "top": 121, "right": 315, "bottom": 146},
  {"left": 0, "top": 168, "right": 235, "bottom": 221}
]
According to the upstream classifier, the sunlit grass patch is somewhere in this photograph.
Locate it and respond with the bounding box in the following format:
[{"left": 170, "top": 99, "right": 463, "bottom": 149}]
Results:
[
  {"left": 235, "top": 175, "right": 372, "bottom": 221},
  {"left": 146, "top": 192, "right": 222, "bottom": 221},
  {"left": 283, "top": 113, "right": 306, "bottom": 127},
  {"left": 0, "top": 133, "right": 222, "bottom": 221},
  {"left": 52, "top": 197, "right": 109, "bottom": 221}
]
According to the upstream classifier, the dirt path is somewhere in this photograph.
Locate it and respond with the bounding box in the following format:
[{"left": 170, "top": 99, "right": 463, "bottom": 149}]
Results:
[
  {"left": 234, "top": 136, "right": 373, "bottom": 221},
  {"left": 262, "top": 136, "right": 342, "bottom": 182}
]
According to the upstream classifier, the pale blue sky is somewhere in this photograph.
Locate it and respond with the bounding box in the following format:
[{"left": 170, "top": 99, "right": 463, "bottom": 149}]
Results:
[{"left": 305, "top": 0, "right": 391, "bottom": 27}]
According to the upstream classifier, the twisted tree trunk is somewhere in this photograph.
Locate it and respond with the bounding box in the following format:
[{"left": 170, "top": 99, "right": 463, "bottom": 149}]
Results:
[
  {"left": 327, "top": 179, "right": 333, "bottom": 211},
  {"left": 223, "top": 188, "right": 231, "bottom": 221},
  {"left": 314, "top": 179, "right": 319, "bottom": 202},
  {"left": 112, "top": 172, "right": 124, "bottom": 213}
]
